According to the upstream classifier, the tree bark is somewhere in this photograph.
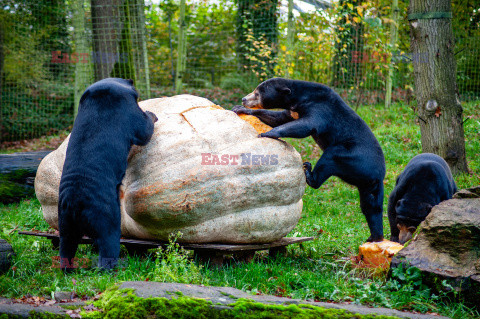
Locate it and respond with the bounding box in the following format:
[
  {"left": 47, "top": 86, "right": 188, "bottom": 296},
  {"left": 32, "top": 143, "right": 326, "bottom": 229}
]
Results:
[
  {"left": 72, "top": 0, "right": 92, "bottom": 119},
  {"left": 91, "top": 0, "right": 122, "bottom": 81},
  {"left": 409, "top": 0, "right": 468, "bottom": 174},
  {"left": 0, "top": 18, "right": 4, "bottom": 139}
]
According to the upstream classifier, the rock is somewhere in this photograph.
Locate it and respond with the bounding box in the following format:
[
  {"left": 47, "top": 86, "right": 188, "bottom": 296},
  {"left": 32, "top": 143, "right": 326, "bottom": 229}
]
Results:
[
  {"left": 117, "top": 281, "right": 449, "bottom": 319},
  {"left": 54, "top": 291, "right": 74, "bottom": 301},
  {"left": 390, "top": 198, "right": 480, "bottom": 305},
  {"left": 35, "top": 95, "right": 306, "bottom": 244},
  {"left": 0, "top": 239, "right": 15, "bottom": 274},
  {"left": 453, "top": 186, "right": 480, "bottom": 199},
  {"left": 0, "top": 151, "right": 51, "bottom": 204}
]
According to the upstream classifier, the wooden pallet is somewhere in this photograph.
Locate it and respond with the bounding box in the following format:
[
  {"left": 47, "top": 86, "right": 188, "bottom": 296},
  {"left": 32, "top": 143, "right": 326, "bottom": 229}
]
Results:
[{"left": 18, "top": 231, "right": 314, "bottom": 266}]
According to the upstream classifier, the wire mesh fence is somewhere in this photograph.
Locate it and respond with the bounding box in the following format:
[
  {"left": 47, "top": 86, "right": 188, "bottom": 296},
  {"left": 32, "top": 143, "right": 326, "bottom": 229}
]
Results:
[
  {"left": 1, "top": 0, "right": 479, "bottom": 142},
  {"left": 0, "top": 0, "right": 149, "bottom": 142}
]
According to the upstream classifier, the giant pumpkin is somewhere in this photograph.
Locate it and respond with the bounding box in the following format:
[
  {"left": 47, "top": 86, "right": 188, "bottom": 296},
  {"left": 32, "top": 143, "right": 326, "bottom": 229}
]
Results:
[{"left": 35, "top": 95, "right": 306, "bottom": 244}]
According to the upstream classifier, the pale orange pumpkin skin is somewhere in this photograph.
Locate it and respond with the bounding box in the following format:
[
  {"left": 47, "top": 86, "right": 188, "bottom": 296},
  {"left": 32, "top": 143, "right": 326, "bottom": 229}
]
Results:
[{"left": 35, "top": 95, "right": 306, "bottom": 244}]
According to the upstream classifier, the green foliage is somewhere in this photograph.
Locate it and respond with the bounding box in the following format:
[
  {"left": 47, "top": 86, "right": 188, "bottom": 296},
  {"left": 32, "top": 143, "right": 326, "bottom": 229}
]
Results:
[
  {"left": 220, "top": 72, "right": 259, "bottom": 92},
  {"left": 148, "top": 233, "right": 207, "bottom": 285},
  {"left": 145, "top": 0, "right": 179, "bottom": 88},
  {"left": 332, "top": 0, "right": 366, "bottom": 90},
  {"left": 235, "top": 0, "right": 279, "bottom": 81},
  {"left": 0, "top": 0, "right": 70, "bottom": 87},
  {"left": 0, "top": 0, "right": 74, "bottom": 141},
  {"left": 453, "top": 1, "right": 480, "bottom": 99},
  {"left": 151, "top": 85, "right": 247, "bottom": 109},
  {"left": 146, "top": 0, "right": 237, "bottom": 89},
  {"left": 0, "top": 83, "right": 74, "bottom": 141},
  {"left": 277, "top": 9, "right": 334, "bottom": 84}
]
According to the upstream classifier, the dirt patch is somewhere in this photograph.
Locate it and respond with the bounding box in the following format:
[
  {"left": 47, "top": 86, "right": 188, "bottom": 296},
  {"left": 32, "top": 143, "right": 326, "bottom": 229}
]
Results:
[{"left": 0, "top": 131, "right": 69, "bottom": 153}]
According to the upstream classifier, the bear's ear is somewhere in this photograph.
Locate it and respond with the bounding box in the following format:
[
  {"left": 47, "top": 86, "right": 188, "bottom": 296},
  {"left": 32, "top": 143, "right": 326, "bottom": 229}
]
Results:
[
  {"left": 395, "top": 199, "right": 405, "bottom": 210},
  {"left": 277, "top": 86, "right": 291, "bottom": 95},
  {"left": 79, "top": 90, "right": 90, "bottom": 104}
]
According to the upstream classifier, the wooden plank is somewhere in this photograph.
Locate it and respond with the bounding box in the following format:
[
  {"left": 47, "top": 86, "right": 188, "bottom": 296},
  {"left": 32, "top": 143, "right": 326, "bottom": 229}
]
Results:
[
  {"left": 183, "top": 237, "right": 314, "bottom": 252},
  {"left": 18, "top": 231, "right": 313, "bottom": 253}
]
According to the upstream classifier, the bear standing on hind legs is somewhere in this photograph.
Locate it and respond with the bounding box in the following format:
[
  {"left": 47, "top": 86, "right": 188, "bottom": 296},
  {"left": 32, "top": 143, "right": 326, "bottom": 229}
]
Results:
[
  {"left": 233, "top": 78, "right": 386, "bottom": 242},
  {"left": 58, "top": 78, "right": 157, "bottom": 271}
]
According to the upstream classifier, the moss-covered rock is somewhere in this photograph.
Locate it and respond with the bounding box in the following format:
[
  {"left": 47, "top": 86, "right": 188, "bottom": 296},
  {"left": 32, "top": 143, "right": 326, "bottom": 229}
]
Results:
[
  {"left": 80, "top": 287, "right": 401, "bottom": 319},
  {"left": 391, "top": 198, "right": 480, "bottom": 306},
  {"left": 0, "top": 151, "right": 50, "bottom": 204}
]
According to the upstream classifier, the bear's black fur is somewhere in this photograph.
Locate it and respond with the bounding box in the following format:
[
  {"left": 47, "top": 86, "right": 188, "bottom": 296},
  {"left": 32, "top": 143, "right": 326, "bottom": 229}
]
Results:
[
  {"left": 233, "top": 78, "right": 386, "bottom": 242},
  {"left": 388, "top": 153, "right": 457, "bottom": 244},
  {"left": 58, "top": 78, "right": 157, "bottom": 270}
]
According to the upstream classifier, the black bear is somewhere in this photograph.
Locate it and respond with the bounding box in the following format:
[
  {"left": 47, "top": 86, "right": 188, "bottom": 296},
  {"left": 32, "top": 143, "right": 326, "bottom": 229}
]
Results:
[
  {"left": 233, "top": 78, "right": 386, "bottom": 242},
  {"left": 388, "top": 153, "right": 457, "bottom": 244},
  {"left": 58, "top": 78, "right": 157, "bottom": 270}
]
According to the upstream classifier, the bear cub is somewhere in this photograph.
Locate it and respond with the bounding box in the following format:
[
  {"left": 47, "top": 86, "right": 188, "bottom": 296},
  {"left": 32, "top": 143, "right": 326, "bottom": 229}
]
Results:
[
  {"left": 388, "top": 153, "right": 457, "bottom": 244},
  {"left": 233, "top": 78, "right": 386, "bottom": 242},
  {"left": 58, "top": 78, "right": 157, "bottom": 270}
]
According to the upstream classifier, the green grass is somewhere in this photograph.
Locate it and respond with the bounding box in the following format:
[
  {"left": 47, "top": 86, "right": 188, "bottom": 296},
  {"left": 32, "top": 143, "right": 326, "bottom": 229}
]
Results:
[{"left": 0, "top": 101, "right": 479, "bottom": 318}]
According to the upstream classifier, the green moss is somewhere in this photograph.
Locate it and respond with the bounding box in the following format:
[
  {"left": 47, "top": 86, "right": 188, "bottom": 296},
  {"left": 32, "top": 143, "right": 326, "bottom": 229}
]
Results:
[
  {"left": 58, "top": 305, "right": 81, "bottom": 310},
  {"left": 219, "top": 291, "right": 238, "bottom": 300},
  {"left": 0, "top": 169, "right": 35, "bottom": 204},
  {"left": 0, "top": 311, "right": 67, "bottom": 319},
  {"left": 27, "top": 311, "right": 67, "bottom": 319},
  {"left": 80, "top": 288, "right": 402, "bottom": 319}
]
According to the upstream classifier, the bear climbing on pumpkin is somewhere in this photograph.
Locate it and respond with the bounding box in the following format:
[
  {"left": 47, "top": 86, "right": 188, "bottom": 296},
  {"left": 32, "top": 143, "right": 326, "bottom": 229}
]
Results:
[
  {"left": 388, "top": 153, "right": 457, "bottom": 244},
  {"left": 58, "top": 78, "right": 157, "bottom": 270},
  {"left": 233, "top": 78, "right": 386, "bottom": 242}
]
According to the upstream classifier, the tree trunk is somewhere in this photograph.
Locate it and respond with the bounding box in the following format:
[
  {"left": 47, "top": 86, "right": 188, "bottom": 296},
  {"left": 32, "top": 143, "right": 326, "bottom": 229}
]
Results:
[
  {"left": 0, "top": 19, "right": 4, "bottom": 140},
  {"left": 72, "top": 0, "right": 92, "bottom": 119},
  {"left": 409, "top": 0, "right": 468, "bottom": 174},
  {"left": 91, "top": 0, "right": 122, "bottom": 81}
]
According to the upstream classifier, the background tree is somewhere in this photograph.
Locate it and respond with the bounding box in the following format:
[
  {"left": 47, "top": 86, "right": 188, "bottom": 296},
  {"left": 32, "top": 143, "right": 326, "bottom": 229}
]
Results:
[
  {"left": 235, "top": 0, "right": 279, "bottom": 80},
  {"left": 91, "top": 0, "right": 121, "bottom": 80},
  {"left": 33, "top": 0, "right": 69, "bottom": 79},
  {"left": 0, "top": 14, "right": 4, "bottom": 106},
  {"left": 332, "top": 0, "right": 364, "bottom": 88},
  {"left": 409, "top": 0, "right": 468, "bottom": 173},
  {"left": 158, "top": 0, "right": 178, "bottom": 89}
]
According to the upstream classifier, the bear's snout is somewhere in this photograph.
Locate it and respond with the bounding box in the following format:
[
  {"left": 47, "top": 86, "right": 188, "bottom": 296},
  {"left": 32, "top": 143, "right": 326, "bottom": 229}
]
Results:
[{"left": 242, "top": 91, "right": 262, "bottom": 109}]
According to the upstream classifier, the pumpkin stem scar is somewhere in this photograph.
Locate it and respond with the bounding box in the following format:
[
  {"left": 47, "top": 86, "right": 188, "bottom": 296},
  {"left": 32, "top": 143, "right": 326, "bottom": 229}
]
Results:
[
  {"left": 179, "top": 111, "right": 198, "bottom": 132},
  {"left": 179, "top": 105, "right": 222, "bottom": 150},
  {"left": 179, "top": 105, "right": 224, "bottom": 132}
]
